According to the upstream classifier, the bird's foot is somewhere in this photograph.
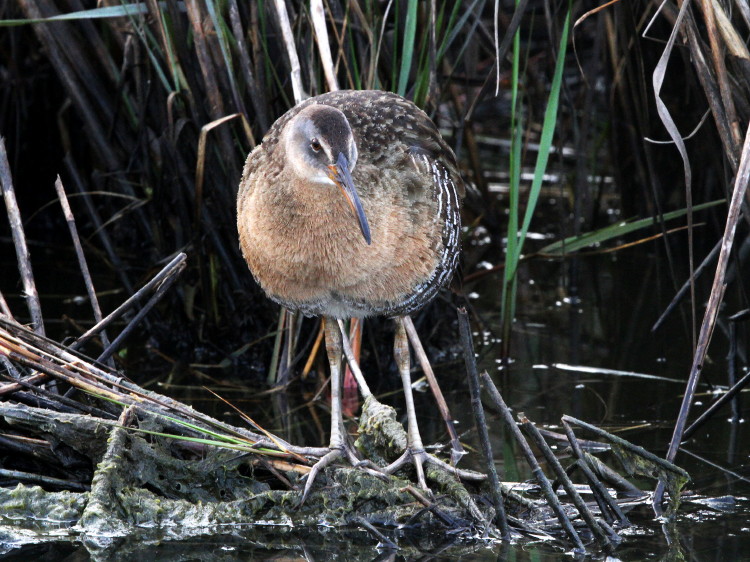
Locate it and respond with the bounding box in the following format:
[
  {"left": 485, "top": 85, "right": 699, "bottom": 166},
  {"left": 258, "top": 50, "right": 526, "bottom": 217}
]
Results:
[
  {"left": 385, "top": 448, "right": 487, "bottom": 493},
  {"left": 299, "top": 446, "right": 345, "bottom": 505},
  {"left": 385, "top": 448, "right": 430, "bottom": 491},
  {"left": 299, "top": 443, "right": 387, "bottom": 505}
]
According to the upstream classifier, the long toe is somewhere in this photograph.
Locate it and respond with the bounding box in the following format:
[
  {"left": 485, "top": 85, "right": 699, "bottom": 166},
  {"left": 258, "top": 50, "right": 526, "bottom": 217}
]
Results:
[
  {"left": 384, "top": 448, "right": 430, "bottom": 492},
  {"left": 299, "top": 447, "right": 346, "bottom": 505},
  {"left": 385, "top": 448, "right": 488, "bottom": 492},
  {"left": 299, "top": 444, "right": 390, "bottom": 505}
]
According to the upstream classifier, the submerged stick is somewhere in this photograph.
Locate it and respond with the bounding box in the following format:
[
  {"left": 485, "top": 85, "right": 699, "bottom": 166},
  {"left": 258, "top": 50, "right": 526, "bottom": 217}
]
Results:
[
  {"left": 457, "top": 307, "right": 509, "bottom": 538},
  {"left": 480, "top": 372, "right": 585, "bottom": 552},
  {"left": 520, "top": 416, "right": 613, "bottom": 549},
  {"left": 354, "top": 517, "right": 398, "bottom": 550},
  {"left": 561, "top": 419, "right": 630, "bottom": 527},
  {"left": 402, "top": 315, "right": 465, "bottom": 464},
  {"left": 0, "top": 137, "right": 44, "bottom": 336},
  {"left": 54, "top": 177, "right": 113, "bottom": 367}
]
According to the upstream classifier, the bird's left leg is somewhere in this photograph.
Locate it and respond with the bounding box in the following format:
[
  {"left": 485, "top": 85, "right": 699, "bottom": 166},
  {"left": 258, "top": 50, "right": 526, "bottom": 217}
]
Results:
[
  {"left": 385, "top": 317, "right": 486, "bottom": 489},
  {"left": 385, "top": 316, "right": 429, "bottom": 490}
]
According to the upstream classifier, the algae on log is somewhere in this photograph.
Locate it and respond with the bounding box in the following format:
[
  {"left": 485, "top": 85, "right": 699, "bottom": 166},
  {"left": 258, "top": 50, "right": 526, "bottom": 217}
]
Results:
[{"left": 0, "top": 397, "right": 496, "bottom": 536}]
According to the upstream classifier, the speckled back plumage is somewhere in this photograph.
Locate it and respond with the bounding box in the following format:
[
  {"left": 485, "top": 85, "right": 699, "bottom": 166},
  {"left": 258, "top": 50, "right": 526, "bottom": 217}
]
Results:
[{"left": 237, "top": 90, "right": 464, "bottom": 319}]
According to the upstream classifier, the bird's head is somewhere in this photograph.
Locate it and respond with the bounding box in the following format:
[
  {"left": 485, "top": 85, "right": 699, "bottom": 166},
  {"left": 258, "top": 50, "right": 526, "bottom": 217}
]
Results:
[{"left": 283, "top": 104, "right": 371, "bottom": 245}]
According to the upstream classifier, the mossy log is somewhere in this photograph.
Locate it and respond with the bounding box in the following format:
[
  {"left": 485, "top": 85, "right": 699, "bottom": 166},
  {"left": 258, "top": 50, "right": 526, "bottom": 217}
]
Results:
[{"left": 0, "top": 396, "right": 500, "bottom": 539}]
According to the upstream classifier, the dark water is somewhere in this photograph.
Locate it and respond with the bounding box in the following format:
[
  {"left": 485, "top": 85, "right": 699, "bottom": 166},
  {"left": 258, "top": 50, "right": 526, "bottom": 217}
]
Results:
[
  {"left": 2, "top": 229, "right": 749, "bottom": 560},
  {"left": 463, "top": 247, "right": 750, "bottom": 560}
]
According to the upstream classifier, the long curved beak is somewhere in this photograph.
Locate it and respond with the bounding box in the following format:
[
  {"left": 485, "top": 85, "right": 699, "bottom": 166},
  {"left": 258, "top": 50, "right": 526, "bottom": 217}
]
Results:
[{"left": 329, "top": 152, "right": 372, "bottom": 245}]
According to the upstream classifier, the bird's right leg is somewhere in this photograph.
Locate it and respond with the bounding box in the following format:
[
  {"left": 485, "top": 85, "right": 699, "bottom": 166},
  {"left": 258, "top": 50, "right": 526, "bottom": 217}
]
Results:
[
  {"left": 300, "top": 317, "right": 382, "bottom": 503},
  {"left": 300, "top": 316, "right": 347, "bottom": 502}
]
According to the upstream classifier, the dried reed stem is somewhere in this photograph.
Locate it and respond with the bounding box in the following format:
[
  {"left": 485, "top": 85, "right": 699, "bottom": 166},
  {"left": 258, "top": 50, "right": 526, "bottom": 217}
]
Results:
[
  {"left": 0, "top": 137, "right": 44, "bottom": 336},
  {"left": 480, "top": 372, "right": 585, "bottom": 552},
  {"left": 54, "top": 176, "right": 113, "bottom": 365},
  {"left": 402, "top": 315, "right": 465, "bottom": 464},
  {"left": 311, "top": 0, "right": 338, "bottom": 91},
  {"left": 656, "top": 120, "right": 750, "bottom": 512},
  {"left": 273, "top": 0, "right": 304, "bottom": 103}
]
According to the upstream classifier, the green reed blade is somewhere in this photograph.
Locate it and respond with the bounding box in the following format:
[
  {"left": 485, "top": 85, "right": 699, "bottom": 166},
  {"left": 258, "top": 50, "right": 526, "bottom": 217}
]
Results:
[
  {"left": 397, "top": 0, "right": 418, "bottom": 97},
  {"left": 539, "top": 199, "right": 726, "bottom": 255}
]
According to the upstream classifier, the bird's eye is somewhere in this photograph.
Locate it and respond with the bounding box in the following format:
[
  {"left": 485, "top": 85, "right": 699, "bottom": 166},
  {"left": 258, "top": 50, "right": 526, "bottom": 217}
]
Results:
[{"left": 310, "top": 138, "right": 322, "bottom": 153}]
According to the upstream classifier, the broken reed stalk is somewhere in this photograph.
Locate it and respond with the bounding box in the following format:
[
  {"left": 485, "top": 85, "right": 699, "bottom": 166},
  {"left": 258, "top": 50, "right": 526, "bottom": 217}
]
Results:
[
  {"left": 563, "top": 415, "right": 688, "bottom": 477},
  {"left": 54, "top": 176, "right": 113, "bottom": 367},
  {"left": 479, "top": 372, "right": 585, "bottom": 552},
  {"left": 0, "top": 365, "right": 114, "bottom": 419},
  {"left": 62, "top": 155, "right": 134, "bottom": 295},
  {"left": 0, "top": 255, "right": 187, "bottom": 394},
  {"left": 402, "top": 315, "right": 465, "bottom": 464},
  {"left": 563, "top": 461, "right": 615, "bottom": 528},
  {"left": 564, "top": 414, "right": 689, "bottom": 517},
  {"left": 0, "top": 137, "right": 45, "bottom": 337},
  {"left": 456, "top": 307, "right": 509, "bottom": 539},
  {"left": 656, "top": 119, "right": 750, "bottom": 512},
  {"left": 0, "top": 318, "right": 328, "bottom": 460},
  {"left": 95, "top": 262, "right": 184, "bottom": 364},
  {"left": 682, "top": 369, "right": 750, "bottom": 440},
  {"left": 0, "top": 291, "right": 12, "bottom": 319},
  {"left": 336, "top": 319, "right": 372, "bottom": 398},
  {"left": 73, "top": 253, "right": 187, "bottom": 352},
  {"left": 519, "top": 416, "right": 614, "bottom": 549},
  {"left": 0, "top": 356, "right": 24, "bottom": 383},
  {"left": 0, "top": 371, "right": 45, "bottom": 395},
  {"left": 580, "top": 450, "right": 645, "bottom": 498}
]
